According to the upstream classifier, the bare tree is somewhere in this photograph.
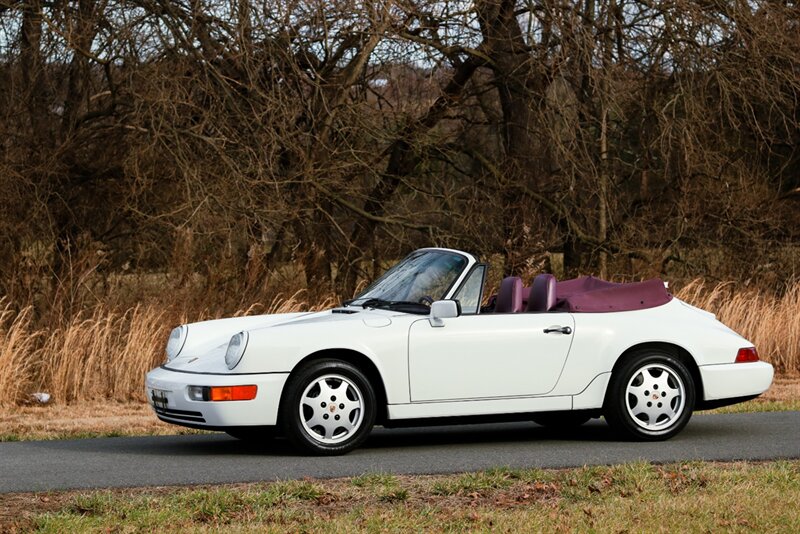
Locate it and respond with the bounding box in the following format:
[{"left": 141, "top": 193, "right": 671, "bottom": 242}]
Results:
[{"left": 0, "top": 0, "right": 799, "bottom": 315}]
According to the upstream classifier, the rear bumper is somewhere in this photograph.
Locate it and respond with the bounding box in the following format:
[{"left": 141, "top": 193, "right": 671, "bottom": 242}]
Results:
[
  {"left": 145, "top": 366, "right": 289, "bottom": 428},
  {"left": 699, "top": 361, "right": 774, "bottom": 401}
]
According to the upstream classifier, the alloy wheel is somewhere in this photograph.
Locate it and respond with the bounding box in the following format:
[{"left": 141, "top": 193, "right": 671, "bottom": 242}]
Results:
[
  {"left": 625, "top": 363, "right": 686, "bottom": 431},
  {"left": 298, "top": 374, "right": 365, "bottom": 444}
]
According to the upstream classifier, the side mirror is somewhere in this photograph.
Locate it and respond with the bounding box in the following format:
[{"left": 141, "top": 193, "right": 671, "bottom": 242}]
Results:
[{"left": 429, "top": 300, "right": 461, "bottom": 327}]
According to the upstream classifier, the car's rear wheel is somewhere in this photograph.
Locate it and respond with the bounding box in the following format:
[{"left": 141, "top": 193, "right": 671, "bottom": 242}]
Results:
[
  {"left": 604, "top": 349, "right": 695, "bottom": 441},
  {"left": 280, "top": 359, "right": 376, "bottom": 455},
  {"left": 531, "top": 411, "right": 592, "bottom": 428}
]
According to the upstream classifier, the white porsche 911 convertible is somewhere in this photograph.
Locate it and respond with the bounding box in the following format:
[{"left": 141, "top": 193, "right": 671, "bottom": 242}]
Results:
[{"left": 146, "top": 248, "right": 773, "bottom": 455}]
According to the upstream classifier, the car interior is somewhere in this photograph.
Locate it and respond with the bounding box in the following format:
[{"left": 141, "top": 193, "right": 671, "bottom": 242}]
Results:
[{"left": 482, "top": 274, "right": 672, "bottom": 314}]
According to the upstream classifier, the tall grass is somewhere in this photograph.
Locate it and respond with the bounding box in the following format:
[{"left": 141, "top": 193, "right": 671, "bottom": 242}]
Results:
[
  {"left": 40, "top": 305, "right": 169, "bottom": 404},
  {"left": 0, "top": 281, "right": 795, "bottom": 407},
  {"left": 0, "top": 291, "right": 336, "bottom": 407},
  {"left": 675, "top": 280, "right": 800, "bottom": 374},
  {"left": 0, "top": 300, "right": 168, "bottom": 406},
  {"left": 0, "top": 304, "right": 41, "bottom": 405}
]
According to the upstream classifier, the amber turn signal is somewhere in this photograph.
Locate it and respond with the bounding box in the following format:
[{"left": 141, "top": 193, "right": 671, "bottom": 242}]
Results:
[{"left": 208, "top": 385, "right": 258, "bottom": 401}]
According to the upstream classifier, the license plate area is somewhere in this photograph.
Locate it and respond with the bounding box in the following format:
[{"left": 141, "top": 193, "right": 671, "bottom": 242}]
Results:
[{"left": 150, "top": 388, "right": 170, "bottom": 409}]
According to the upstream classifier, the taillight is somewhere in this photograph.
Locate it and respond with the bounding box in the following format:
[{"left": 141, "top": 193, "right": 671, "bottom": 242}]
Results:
[{"left": 735, "top": 347, "right": 759, "bottom": 363}]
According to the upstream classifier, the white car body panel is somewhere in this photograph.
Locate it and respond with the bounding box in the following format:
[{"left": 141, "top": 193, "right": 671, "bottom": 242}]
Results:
[
  {"left": 176, "top": 312, "right": 310, "bottom": 361},
  {"left": 548, "top": 299, "right": 754, "bottom": 398},
  {"left": 145, "top": 248, "right": 773, "bottom": 431},
  {"left": 146, "top": 366, "right": 289, "bottom": 426},
  {"left": 571, "top": 373, "right": 612, "bottom": 410},
  {"left": 408, "top": 313, "right": 575, "bottom": 401},
  {"left": 387, "top": 395, "right": 572, "bottom": 420},
  {"left": 699, "top": 362, "right": 774, "bottom": 400}
]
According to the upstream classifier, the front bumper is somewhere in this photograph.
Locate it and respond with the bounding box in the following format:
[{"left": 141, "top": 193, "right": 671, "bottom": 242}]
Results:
[
  {"left": 699, "top": 361, "right": 774, "bottom": 401},
  {"left": 145, "top": 366, "right": 290, "bottom": 428}
]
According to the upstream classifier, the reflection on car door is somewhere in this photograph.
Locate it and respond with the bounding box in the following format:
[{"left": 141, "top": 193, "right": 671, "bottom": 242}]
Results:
[{"left": 408, "top": 314, "right": 575, "bottom": 402}]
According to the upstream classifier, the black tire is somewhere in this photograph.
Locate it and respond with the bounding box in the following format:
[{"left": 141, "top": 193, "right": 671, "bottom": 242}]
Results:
[
  {"left": 225, "top": 426, "right": 277, "bottom": 441},
  {"left": 531, "top": 411, "right": 592, "bottom": 428},
  {"left": 280, "top": 359, "right": 376, "bottom": 455},
  {"left": 604, "top": 349, "right": 695, "bottom": 441}
]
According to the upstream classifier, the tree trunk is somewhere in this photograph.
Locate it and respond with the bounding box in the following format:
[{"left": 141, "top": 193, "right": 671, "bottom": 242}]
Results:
[
  {"left": 62, "top": 0, "right": 99, "bottom": 137},
  {"left": 476, "top": 0, "right": 547, "bottom": 273},
  {"left": 20, "top": 0, "right": 47, "bottom": 143},
  {"left": 338, "top": 56, "right": 484, "bottom": 296}
]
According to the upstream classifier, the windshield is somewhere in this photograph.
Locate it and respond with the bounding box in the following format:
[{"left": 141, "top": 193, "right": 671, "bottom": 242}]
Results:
[{"left": 347, "top": 250, "right": 468, "bottom": 308}]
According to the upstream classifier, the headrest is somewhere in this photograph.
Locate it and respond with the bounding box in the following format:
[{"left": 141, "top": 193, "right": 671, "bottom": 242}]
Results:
[
  {"left": 495, "top": 276, "right": 523, "bottom": 313},
  {"left": 527, "top": 273, "right": 557, "bottom": 312}
]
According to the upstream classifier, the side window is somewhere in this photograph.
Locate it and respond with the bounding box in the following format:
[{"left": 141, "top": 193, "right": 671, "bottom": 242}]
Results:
[{"left": 454, "top": 265, "right": 486, "bottom": 315}]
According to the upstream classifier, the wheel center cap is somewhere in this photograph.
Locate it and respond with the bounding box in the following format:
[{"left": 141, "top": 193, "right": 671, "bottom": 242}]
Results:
[
  {"left": 652, "top": 394, "right": 659, "bottom": 400},
  {"left": 329, "top": 405, "right": 336, "bottom": 413}
]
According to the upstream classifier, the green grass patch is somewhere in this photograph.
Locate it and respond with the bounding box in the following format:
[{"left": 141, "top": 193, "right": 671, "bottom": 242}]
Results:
[
  {"left": 350, "top": 472, "right": 398, "bottom": 488},
  {"left": 14, "top": 461, "right": 799, "bottom": 533},
  {"left": 431, "top": 466, "right": 519, "bottom": 496},
  {"left": 351, "top": 472, "right": 409, "bottom": 502}
]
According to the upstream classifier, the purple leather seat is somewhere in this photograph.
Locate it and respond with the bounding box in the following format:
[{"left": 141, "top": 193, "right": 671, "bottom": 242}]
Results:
[
  {"left": 495, "top": 276, "right": 523, "bottom": 313},
  {"left": 527, "top": 274, "right": 557, "bottom": 312}
]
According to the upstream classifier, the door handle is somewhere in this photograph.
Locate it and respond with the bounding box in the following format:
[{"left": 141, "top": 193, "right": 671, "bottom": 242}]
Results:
[{"left": 543, "top": 325, "right": 572, "bottom": 335}]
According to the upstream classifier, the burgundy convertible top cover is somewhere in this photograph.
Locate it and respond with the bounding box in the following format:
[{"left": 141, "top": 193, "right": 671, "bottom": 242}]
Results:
[{"left": 553, "top": 276, "right": 672, "bottom": 313}]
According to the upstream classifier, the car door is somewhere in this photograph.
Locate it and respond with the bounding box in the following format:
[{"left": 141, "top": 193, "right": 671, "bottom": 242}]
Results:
[{"left": 408, "top": 313, "right": 575, "bottom": 402}]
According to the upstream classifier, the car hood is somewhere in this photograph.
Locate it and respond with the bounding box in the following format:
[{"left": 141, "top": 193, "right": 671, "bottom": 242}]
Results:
[
  {"left": 169, "top": 311, "right": 312, "bottom": 361},
  {"left": 163, "top": 307, "right": 404, "bottom": 373}
]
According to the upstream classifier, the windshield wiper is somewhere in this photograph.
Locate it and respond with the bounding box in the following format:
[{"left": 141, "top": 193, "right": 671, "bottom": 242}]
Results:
[
  {"left": 340, "top": 297, "right": 397, "bottom": 308},
  {"left": 360, "top": 298, "right": 393, "bottom": 309},
  {"left": 359, "top": 298, "right": 430, "bottom": 314},
  {"left": 342, "top": 297, "right": 431, "bottom": 314}
]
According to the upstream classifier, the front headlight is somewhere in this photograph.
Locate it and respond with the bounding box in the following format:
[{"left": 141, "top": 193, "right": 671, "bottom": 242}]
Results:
[
  {"left": 225, "top": 331, "right": 249, "bottom": 370},
  {"left": 165, "top": 325, "right": 188, "bottom": 361}
]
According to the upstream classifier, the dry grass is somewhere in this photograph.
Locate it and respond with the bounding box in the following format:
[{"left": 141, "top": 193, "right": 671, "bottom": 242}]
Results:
[
  {"left": 0, "top": 402, "right": 210, "bottom": 441},
  {"left": 675, "top": 280, "right": 800, "bottom": 373},
  {"left": 0, "top": 305, "right": 41, "bottom": 406},
  {"left": 756, "top": 375, "right": 800, "bottom": 402},
  {"left": 0, "top": 291, "right": 335, "bottom": 407},
  {"left": 0, "top": 300, "right": 170, "bottom": 406},
  {"left": 0, "top": 280, "right": 797, "bottom": 409}
]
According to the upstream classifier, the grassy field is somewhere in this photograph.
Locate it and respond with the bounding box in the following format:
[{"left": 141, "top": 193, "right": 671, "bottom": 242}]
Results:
[{"left": 2, "top": 461, "right": 798, "bottom": 532}]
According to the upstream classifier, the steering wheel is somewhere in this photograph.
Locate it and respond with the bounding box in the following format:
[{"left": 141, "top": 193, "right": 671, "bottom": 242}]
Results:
[{"left": 418, "top": 295, "right": 434, "bottom": 306}]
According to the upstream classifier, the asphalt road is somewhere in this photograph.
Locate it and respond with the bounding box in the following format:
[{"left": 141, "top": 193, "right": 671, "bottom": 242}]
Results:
[{"left": 1, "top": 411, "right": 799, "bottom": 494}]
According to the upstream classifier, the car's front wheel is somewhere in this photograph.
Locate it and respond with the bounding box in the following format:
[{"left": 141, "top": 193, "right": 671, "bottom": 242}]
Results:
[
  {"left": 280, "top": 359, "right": 376, "bottom": 455},
  {"left": 604, "top": 349, "right": 695, "bottom": 441}
]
